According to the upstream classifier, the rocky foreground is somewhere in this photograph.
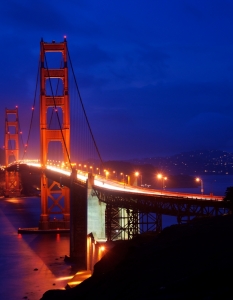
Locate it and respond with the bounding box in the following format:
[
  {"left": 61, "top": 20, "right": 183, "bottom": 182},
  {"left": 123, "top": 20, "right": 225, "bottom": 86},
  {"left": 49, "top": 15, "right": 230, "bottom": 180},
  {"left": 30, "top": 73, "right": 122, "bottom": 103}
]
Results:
[{"left": 41, "top": 214, "right": 233, "bottom": 299}]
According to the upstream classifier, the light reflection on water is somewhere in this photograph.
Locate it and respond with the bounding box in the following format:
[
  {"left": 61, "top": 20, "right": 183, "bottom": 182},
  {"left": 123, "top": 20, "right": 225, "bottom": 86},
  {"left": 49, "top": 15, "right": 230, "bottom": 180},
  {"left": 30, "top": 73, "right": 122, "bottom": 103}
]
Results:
[
  {"left": 5, "top": 198, "right": 23, "bottom": 204},
  {"left": 0, "top": 197, "right": 75, "bottom": 300}
]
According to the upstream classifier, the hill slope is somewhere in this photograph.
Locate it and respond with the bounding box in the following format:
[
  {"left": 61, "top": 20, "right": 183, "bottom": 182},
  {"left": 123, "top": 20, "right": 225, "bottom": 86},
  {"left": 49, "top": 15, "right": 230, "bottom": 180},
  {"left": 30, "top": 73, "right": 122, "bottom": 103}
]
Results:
[{"left": 41, "top": 214, "right": 233, "bottom": 299}]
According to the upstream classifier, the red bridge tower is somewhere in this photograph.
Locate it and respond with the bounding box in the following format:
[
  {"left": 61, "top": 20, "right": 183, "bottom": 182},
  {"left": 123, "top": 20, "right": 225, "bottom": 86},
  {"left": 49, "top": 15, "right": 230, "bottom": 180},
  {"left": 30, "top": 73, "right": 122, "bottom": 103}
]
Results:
[
  {"left": 39, "top": 38, "right": 70, "bottom": 230},
  {"left": 4, "top": 108, "right": 21, "bottom": 197}
]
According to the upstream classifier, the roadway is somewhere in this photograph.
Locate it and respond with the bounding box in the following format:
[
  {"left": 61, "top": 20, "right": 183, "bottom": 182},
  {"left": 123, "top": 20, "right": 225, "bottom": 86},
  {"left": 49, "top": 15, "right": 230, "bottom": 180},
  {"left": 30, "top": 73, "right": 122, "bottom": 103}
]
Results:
[{"left": 22, "top": 160, "right": 223, "bottom": 201}]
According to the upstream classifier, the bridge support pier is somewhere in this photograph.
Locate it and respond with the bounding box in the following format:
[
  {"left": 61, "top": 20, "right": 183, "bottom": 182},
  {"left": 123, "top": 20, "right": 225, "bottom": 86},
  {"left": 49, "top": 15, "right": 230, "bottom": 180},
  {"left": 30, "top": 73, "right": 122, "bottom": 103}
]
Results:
[
  {"left": 69, "top": 169, "right": 87, "bottom": 267},
  {"left": 39, "top": 215, "right": 49, "bottom": 230},
  {"left": 69, "top": 172, "right": 106, "bottom": 268},
  {"left": 87, "top": 173, "right": 106, "bottom": 241}
]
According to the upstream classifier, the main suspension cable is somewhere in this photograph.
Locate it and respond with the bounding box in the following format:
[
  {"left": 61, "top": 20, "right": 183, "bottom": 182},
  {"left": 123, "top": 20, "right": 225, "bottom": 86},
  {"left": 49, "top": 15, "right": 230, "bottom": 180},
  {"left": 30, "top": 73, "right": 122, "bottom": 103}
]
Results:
[{"left": 67, "top": 45, "right": 103, "bottom": 166}]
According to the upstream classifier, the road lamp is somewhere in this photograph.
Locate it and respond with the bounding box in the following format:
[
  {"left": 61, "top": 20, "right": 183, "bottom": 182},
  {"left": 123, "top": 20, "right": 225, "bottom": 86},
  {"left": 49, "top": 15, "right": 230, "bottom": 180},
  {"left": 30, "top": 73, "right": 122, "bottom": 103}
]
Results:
[
  {"left": 104, "top": 170, "right": 109, "bottom": 179},
  {"left": 157, "top": 173, "right": 167, "bottom": 190},
  {"left": 196, "top": 177, "right": 204, "bottom": 194},
  {"left": 120, "top": 172, "right": 125, "bottom": 186},
  {"left": 112, "top": 170, "right": 117, "bottom": 179},
  {"left": 135, "top": 171, "right": 142, "bottom": 186}
]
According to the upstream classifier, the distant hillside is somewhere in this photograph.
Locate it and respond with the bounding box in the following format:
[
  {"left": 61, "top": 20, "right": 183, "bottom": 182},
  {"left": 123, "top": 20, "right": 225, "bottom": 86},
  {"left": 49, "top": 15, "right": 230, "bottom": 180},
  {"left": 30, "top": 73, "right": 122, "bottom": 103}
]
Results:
[
  {"left": 101, "top": 160, "right": 198, "bottom": 188},
  {"left": 129, "top": 150, "right": 233, "bottom": 175}
]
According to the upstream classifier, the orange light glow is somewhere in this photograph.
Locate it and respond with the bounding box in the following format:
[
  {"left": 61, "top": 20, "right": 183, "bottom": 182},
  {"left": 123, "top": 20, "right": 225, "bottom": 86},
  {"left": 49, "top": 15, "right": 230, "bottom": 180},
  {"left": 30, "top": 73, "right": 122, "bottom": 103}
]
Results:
[{"left": 56, "top": 275, "right": 73, "bottom": 281}]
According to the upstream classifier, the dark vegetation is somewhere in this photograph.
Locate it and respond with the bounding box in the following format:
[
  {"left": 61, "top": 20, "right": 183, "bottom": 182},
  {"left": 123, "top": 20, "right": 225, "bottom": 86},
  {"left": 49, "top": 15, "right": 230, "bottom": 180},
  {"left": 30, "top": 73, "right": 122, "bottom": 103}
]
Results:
[{"left": 224, "top": 186, "right": 233, "bottom": 202}]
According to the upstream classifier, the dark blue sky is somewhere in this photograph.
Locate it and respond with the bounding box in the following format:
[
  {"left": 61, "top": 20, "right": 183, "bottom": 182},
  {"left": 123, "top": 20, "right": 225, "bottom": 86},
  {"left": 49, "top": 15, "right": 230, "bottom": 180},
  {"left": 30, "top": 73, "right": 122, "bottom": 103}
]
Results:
[{"left": 1, "top": 0, "right": 233, "bottom": 160}]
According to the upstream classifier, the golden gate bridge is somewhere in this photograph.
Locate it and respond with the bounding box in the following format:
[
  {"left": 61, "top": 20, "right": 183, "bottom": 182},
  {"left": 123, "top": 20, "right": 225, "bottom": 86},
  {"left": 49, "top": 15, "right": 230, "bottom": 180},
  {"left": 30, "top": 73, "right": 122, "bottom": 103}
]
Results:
[{"left": 3, "top": 38, "right": 232, "bottom": 269}]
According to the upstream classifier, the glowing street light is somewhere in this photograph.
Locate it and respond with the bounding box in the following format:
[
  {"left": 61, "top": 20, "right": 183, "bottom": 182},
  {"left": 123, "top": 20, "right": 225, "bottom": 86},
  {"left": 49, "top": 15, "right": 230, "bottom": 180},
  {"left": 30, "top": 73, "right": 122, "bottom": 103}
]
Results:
[
  {"left": 135, "top": 171, "right": 142, "bottom": 186},
  {"left": 157, "top": 173, "right": 167, "bottom": 190},
  {"left": 113, "top": 170, "right": 117, "bottom": 179},
  {"left": 120, "top": 172, "right": 125, "bottom": 186},
  {"left": 196, "top": 177, "right": 204, "bottom": 194},
  {"left": 104, "top": 169, "right": 109, "bottom": 179}
]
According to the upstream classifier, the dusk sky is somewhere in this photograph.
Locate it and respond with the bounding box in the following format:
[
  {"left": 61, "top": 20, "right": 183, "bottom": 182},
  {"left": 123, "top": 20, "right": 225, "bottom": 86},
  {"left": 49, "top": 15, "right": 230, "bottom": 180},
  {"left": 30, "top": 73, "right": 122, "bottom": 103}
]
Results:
[{"left": 1, "top": 0, "right": 233, "bottom": 160}]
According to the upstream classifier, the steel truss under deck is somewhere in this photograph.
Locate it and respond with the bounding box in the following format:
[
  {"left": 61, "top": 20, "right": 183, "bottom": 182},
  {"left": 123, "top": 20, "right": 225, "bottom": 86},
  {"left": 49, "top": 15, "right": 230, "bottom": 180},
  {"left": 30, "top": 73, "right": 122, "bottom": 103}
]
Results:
[{"left": 95, "top": 187, "right": 232, "bottom": 240}]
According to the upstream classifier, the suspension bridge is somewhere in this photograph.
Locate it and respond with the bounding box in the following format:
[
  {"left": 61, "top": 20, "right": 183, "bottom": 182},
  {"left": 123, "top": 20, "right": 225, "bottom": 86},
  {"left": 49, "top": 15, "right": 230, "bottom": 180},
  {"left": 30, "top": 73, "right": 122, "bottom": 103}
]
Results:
[{"left": 3, "top": 38, "right": 232, "bottom": 269}]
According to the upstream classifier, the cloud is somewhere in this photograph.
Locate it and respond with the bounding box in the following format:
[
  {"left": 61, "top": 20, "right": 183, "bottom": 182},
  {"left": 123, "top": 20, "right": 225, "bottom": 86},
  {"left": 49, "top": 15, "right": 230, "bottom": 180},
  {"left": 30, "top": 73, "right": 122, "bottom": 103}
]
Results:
[{"left": 68, "top": 44, "right": 114, "bottom": 68}]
